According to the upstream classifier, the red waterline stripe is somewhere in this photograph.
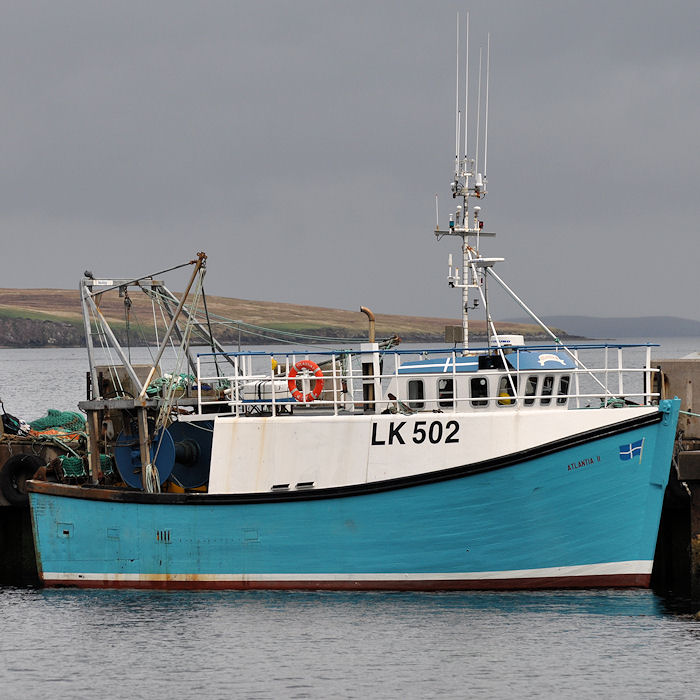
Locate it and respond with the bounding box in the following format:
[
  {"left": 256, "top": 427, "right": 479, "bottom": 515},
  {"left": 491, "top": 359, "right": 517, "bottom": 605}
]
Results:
[{"left": 40, "top": 573, "right": 651, "bottom": 591}]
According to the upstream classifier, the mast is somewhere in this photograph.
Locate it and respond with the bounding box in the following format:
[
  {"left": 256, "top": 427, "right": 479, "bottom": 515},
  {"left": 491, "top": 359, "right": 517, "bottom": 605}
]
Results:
[{"left": 434, "top": 14, "right": 494, "bottom": 352}]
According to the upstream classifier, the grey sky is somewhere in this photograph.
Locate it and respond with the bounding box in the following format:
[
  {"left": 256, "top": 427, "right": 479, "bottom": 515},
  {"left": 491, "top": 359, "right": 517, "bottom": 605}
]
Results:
[{"left": 1, "top": 1, "right": 698, "bottom": 323}]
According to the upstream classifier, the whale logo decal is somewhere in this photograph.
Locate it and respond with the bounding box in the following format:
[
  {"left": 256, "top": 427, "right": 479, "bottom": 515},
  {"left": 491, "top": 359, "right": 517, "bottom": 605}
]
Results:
[{"left": 538, "top": 353, "right": 567, "bottom": 367}]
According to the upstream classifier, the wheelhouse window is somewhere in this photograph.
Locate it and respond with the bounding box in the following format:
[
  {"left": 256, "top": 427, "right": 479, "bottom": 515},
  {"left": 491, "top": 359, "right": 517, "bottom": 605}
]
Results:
[
  {"left": 524, "top": 376, "right": 538, "bottom": 406},
  {"left": 541, "top": 376, "right": 554, "bottom": 405},
  {"left": 438, "top": 378, "right": 454, "bottom": 408},
  {"left": 408, "top": 379, "right": 425, "bottom": 409},
  {"left": 497, "top": 376, "right": 517, "bottom": 406},
  {"left": 470, "top": 377, "right": 489, "bottom": 408},
  {"left": 557, "top": 375, "right": 570, "bottom": 405}
]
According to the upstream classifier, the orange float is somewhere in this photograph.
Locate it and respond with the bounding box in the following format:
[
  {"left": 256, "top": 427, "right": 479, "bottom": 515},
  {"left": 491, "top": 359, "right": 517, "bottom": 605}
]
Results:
[{"left": 287, "top": 360, "right": 324, "bottom": 403}]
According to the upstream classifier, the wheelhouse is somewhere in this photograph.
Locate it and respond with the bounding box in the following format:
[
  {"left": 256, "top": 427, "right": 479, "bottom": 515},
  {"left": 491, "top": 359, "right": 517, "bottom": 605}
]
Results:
[{"left": 386, "top": 347, "right": 576, "bottom": 412}]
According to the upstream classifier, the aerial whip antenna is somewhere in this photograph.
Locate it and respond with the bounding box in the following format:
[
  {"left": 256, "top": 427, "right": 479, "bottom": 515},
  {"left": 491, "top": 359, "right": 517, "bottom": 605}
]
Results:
[
  {"left": 484, "top": 33, "right": 490, "bottom": 180},
  {"left": 434, "top": 20, "right": 495, "bottom": 351},
  {"left": 475, "top": 48, "right": 482, "bottom": 179},
  {"left": 454, "top": 13, "right": 461, "bottom": 177},
  {"left": 464, "top": 12, "right": 470, "bottom": 177}
]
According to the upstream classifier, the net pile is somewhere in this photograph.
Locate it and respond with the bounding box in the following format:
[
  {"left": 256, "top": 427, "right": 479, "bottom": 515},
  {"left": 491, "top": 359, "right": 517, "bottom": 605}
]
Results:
[{"left": 30, "top": 410, "right": 86, "bottom": 433}]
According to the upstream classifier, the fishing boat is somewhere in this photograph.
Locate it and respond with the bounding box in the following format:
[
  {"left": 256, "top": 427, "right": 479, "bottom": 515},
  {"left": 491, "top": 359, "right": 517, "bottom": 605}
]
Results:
[{"left": 27, "top": 22, "right": 680, "bottom": 590}]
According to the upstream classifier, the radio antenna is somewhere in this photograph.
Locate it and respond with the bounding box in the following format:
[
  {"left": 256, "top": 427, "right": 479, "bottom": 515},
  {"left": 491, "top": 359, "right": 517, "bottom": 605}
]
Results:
[
  {"left": 454, "top": 13, "right": 460, "bottom": 177},
  {"left": 484, "top": 33, "right": 491, "bottom": 180},
  {"left": 475, "top": 47, "right": 482, "bottom": 178},
  {"left": 434, "top": 20, "right": 495, "bottom": 352},
  {"left": 463, "top": 12, "right": 470, "bottom": 178}
]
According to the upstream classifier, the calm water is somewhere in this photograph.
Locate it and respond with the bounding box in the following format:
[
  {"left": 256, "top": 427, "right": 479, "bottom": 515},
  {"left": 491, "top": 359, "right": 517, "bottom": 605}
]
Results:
[
  {"left": 1, "top": 589, "right": 700, "bottom": 698},
  {"left": 1, "top": 339, "right": 700, "bottom": 698}
]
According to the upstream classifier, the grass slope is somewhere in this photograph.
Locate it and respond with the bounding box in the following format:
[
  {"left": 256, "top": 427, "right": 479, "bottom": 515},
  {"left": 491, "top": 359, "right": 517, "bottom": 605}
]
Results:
[{"left": 0, "top": 288, "right": 561, "bottom": 344}]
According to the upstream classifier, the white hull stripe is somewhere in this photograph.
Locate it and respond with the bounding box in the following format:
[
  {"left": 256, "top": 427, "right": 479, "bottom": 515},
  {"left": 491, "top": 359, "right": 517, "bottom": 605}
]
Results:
[{"left": 43, "top": 560, "right": 653, "bottom": 583}]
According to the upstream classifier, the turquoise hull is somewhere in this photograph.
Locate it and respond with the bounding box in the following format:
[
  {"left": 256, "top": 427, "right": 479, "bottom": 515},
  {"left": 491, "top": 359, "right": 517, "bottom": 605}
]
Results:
[{"left": 28, "top": 400, "right": 680, "bottom": 589}]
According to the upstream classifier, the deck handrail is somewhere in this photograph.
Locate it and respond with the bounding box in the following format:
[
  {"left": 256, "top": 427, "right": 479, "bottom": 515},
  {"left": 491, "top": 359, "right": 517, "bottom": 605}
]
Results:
[{"left": 193, "top": 344, "right": 662, "bottom": 417}]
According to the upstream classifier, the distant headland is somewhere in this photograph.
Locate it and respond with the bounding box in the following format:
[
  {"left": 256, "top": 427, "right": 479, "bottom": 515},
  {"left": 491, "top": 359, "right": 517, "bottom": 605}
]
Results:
[
  {"left": 504, "top": 315, "right": 700, "bottom": 339},
  {"left": 0, "top": 288, "right": 569, "bottom": 348}
]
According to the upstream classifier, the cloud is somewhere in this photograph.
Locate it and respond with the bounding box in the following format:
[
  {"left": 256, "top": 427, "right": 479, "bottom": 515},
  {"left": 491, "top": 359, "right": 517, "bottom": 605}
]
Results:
[{"left": 0, "top": 1, "right": 698, "bottom": 324}]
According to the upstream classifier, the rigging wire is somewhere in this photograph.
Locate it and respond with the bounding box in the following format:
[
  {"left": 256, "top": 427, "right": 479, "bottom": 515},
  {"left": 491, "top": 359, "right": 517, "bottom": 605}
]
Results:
[
  {"left": 155, "top": 290, "right": 184, "bottom": 367},
  {"left": 138, "top": 286, "right": 217, "bottom": 376},
  {"left": 149, "top": 285, "right": 385, "bottom": 353},
  {"left": 200, "top": 280, "right": 222, "bottom": 379},
  {"left": 151, "top": 292, "right": 160, "bottom": 349},
  {"left": 198, "top": 315, "right": 393, "bottom": 347},
  {"left": 119, "top": 294, "right": 158, "bottom": 367},
  {"left": 123, "top": 290, "right": 132, "bottom": 363},
  {"left": 92, "top": 308, "right": 124, "bottom": 397},
  {"left": 150, "top": 272, "right": 206, "bottom": 482}
]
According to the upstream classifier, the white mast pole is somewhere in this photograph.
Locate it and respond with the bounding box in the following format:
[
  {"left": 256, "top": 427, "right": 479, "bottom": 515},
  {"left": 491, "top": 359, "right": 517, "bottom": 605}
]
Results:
[
  {"left": 461, "top": 13, "right": 470, "bottom": 351},
  {"left": 462, "top": 237, "right": 469, "bottom": 351}
]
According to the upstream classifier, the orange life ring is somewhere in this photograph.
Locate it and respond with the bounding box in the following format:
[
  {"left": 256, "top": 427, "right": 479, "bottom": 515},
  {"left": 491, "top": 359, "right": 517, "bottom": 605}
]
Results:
[{"left": 287, "top": 359, "right": 324, "bottom": 403}]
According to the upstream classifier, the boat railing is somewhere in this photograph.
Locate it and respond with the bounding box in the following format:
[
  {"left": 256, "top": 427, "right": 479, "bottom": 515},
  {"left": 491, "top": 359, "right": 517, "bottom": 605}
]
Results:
[{"left": 193, "top": 344, "right": 661, "bottom": 417}]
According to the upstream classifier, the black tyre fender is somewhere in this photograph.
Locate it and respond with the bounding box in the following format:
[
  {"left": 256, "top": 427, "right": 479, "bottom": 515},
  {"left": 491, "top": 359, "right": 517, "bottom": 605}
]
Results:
[{"left": 0, "top": 454, "right": 45, "bottom": 506}]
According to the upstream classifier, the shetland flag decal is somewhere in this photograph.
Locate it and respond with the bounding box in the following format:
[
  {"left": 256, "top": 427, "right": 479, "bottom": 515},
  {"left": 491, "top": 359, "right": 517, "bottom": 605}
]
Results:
[{"left": 619, "top": 438, "right": 645, "bottom": 462}]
